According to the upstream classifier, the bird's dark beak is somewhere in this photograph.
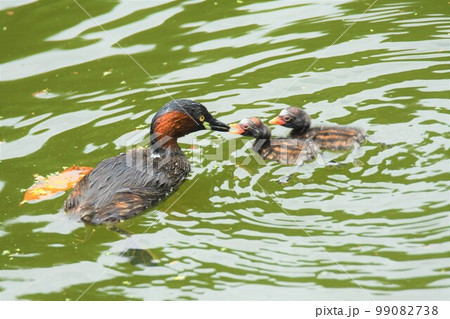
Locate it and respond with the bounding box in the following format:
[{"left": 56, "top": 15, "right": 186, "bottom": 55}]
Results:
[{"left": 205, "top": 117, "right": 230, "bottom": 132}]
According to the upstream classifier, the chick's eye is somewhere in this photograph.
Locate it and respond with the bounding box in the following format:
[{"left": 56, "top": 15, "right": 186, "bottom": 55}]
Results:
[
  {"left": 283, "top": 116, "right": 291, "bottom": 122},
  {"left": 199, "top": 115, "right": 205, "bottom": 122},
  {"left": 242, "top": 124, "right": 250, "bottom": 130}
]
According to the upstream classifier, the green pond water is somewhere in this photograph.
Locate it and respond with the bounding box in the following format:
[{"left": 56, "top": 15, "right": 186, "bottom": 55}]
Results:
[{"left": 0, "top": 0, "right": 449, "bottom": 301}]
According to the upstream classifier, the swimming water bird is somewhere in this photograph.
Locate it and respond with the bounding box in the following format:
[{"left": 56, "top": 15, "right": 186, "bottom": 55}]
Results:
[
  {"left": 269, "top": 107, "right": 365, "bottom": 150},
  {"left": 229, "top": 117, "right": 318, "bottom": 165},
  {"left": 65, "top": 99, "right": 229, "bottom": 224}
]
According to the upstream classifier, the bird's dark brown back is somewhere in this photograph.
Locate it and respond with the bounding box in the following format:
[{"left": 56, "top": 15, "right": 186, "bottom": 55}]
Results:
[
  {"left": 257, "top": 138, "right": 318, "bottom": 165},
  {"left": 65, "top": 148, "right": 190, "bottom": 224},
  {"left": 290, "top": 126, "right": 365, "bottom": 151}
]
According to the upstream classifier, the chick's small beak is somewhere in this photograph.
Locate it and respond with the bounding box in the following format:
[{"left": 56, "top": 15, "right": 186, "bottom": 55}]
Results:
[
  {"left": 269, "top": 116, "right": 285, "bottom": 125},
  {"left": 229, "top": 123, "right": 245, "bottom": 135},
  {"left": 206, "top": 117, "right": 230, "bottom": 132}
]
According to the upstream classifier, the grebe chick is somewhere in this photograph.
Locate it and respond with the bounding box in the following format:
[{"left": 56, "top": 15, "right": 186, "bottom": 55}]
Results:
[
  {"left": 269, "top": 107, "right": 365, "bottom": 150},
  {"left": 229, "top": 117, "right": 317, "bottom": 165}
]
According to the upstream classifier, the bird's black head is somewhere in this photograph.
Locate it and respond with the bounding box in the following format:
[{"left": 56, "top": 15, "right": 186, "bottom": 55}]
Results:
[
  {"left": 150, "top": 99, "right": 230, "bottom": 138},
  {"left": 229, "top": 117, "right": 271, "bottom": 139},
  {"left": 269, "top": 107, "right": 311, "bottom": 132}
]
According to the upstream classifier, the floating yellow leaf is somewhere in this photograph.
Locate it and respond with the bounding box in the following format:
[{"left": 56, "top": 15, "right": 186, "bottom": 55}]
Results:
[
  {"left": 173, "top": 275, "right": 185, "bottom": 281},
  {"left": 21, "top": 166, "right": 93, "bottom": 205}
]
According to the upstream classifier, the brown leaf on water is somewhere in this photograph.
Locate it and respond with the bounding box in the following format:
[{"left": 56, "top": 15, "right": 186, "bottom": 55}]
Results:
[{"left": 21, "top": 166, "right": 93, "bottom": 205}]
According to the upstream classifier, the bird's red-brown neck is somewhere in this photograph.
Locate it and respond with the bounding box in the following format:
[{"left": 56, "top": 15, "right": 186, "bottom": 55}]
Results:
[{"left": 151, "top": 111, "right": 198, "bottom": 151}]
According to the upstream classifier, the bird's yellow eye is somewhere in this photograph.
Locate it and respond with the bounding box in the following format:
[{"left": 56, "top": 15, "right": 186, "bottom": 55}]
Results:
[{"left": 199, "top": 115, "right": 205, "bottom": 122}]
